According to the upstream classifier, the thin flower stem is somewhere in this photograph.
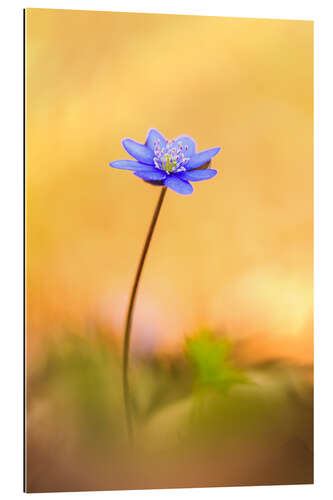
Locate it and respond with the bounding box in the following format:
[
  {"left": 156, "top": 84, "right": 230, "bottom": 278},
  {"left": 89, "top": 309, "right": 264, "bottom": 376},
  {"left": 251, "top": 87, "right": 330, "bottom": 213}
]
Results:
[{"left": 123, "top": 186, "right": 167, "bottom": 442}]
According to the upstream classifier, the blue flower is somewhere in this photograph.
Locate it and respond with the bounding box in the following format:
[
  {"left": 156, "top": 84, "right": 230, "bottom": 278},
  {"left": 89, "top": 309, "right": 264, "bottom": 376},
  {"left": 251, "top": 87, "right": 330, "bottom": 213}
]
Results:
[{"left": 109, "top": 129, "right": 221, "bottom": 195}]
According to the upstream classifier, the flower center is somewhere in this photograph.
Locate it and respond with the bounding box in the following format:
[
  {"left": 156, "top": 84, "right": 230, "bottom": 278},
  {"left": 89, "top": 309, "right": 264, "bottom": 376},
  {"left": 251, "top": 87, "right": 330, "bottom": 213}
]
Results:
[{"left": 153, "top": 139, "right": 190, "bottom": 174}]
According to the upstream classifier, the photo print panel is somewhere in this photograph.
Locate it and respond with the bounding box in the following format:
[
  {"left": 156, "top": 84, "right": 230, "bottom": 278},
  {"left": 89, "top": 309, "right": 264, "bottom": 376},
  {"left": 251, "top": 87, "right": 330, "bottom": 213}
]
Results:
[{"left": 24, "top": 8, "right": 313, "bottom": 493}]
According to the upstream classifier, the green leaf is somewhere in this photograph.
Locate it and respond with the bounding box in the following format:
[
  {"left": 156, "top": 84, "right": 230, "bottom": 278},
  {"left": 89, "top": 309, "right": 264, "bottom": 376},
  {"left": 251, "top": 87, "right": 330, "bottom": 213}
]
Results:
[{"left": 185, "top": 330, "right": 248, "bottom": 394}]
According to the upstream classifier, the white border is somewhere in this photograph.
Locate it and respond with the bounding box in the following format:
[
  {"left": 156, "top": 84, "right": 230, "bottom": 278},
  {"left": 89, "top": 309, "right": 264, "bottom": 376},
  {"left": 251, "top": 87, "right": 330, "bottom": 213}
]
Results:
[
  {"left": 1, "top": 1, "right": 332, "bottom": 498},
  {"left": 11, "top": 0, "right": 317, "bottom": 19}
]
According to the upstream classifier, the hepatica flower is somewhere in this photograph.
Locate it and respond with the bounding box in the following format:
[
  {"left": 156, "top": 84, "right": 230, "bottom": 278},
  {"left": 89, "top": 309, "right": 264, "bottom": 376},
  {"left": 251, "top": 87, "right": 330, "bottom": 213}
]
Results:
[
  {"left": 108, "top": 129, "right": 222, "bottom": 442},
  {"left": 109, "top": 128, "right": 221, "bottom": 195}
]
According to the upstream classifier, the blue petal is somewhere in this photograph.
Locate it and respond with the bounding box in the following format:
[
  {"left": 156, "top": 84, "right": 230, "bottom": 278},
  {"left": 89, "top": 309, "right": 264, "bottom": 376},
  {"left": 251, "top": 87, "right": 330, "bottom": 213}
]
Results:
[
  {"left": 122, "top": 138, "right": 155, "bottom": 165},
  {"left": 110, "top": 160, "right": 156, "bottom": 171},
  {"left": 186, "top": 147, "right": 221, "bottom": 170},
  {"left": 145, "top": 129, "right": 167, "bottom": 151},
  {"left": 134, "top": 169, "right": 167, "bottom": 181},
  {"left": 173, "top": 135, "right": 196, "bottom": 157},
  {"left": 180, "top": 169, "right": 218, "bottom": 181},
  {"left": 164, "top": 175, "right": 194, "bottom": 195}
]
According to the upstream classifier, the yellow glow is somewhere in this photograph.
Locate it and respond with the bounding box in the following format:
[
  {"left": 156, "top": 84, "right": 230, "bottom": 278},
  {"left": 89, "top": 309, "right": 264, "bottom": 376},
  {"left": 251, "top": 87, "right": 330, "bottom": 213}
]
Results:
[{"left": 26, "top": 9, "right": 313, "bottom": 364}]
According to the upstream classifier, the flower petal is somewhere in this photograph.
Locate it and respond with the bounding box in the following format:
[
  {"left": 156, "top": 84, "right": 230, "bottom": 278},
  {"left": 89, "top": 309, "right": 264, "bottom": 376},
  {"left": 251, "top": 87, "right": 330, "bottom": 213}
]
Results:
[
  {"left": 173, "top": 135, "right": 196, "bottom": 157},
  {"left": 145, "top": 129, "right": 167, "bottom": 151},
  {"left": 180, "top": 169, "right": 218, "bottom": 181},
  {"left": 122, "top": 138, "right": 155, "bottom": 165},
  {"left": 134, "top": 169, "right": 167, "bottom": 181},
  {"left": 164, "top": 175, "right": 194, "bottom": 195},
  {"left": 109, "top": 160, "right": 155, "bottom": 171},
  {"left": 186, "top": 147, "right": 221, "bottom": 170}
]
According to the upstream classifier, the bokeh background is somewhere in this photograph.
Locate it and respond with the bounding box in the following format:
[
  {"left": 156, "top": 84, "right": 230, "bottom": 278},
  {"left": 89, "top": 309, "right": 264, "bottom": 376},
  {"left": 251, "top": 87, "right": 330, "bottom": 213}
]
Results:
[{"left": 25, "top": 9, "right": 313, "bottom": 493}]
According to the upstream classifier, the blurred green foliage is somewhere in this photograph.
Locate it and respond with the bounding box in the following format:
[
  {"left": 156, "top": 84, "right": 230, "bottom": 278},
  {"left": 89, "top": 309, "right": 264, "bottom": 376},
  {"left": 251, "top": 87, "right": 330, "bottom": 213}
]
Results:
[
  {"left": 29, "top": 333, "right": 125, "bottom": 449},
  {"left": 28, "top": 329, "right": 313, "bottom": 459},
  {"left": 186, "top": 330, "right": 248, "bottom": 393}
]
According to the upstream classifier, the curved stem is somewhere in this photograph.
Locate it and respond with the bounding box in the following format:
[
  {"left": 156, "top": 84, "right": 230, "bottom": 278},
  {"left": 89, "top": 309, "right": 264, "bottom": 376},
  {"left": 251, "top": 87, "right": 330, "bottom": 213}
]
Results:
[{"left": 123, "top": 186, "right": 167, "bottom": 442}]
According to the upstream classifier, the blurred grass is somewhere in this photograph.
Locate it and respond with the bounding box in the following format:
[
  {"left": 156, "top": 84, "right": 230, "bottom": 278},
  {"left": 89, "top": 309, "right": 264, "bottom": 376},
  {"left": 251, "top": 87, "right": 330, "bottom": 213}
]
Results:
[{"left": 27, "top": 329, "right": 313, "bottom": 492}]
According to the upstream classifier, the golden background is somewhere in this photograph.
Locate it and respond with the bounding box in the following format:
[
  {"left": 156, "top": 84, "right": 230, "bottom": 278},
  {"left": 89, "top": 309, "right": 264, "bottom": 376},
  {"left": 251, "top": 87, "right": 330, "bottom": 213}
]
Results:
[{"left": 26, "top": 9, "right": 313, "bottom": 363}]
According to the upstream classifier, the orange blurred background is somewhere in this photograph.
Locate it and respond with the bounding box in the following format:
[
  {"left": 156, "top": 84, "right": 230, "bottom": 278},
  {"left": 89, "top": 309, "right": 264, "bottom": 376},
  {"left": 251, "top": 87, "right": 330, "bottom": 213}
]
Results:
[{"left": 26, "top": 9, "right": 313, "bottom": 364}]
